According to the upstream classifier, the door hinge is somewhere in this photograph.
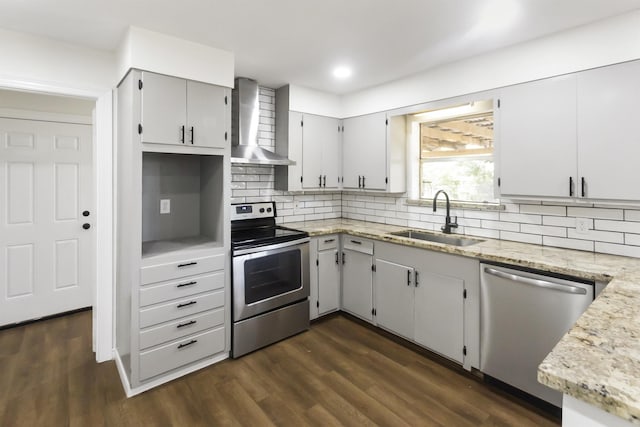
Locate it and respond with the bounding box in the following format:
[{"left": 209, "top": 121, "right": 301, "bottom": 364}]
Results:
[
  {"left": 224, "top": 131, "right": 228, "bottom": 141},
  {"left": 138, "top": 124, "right": 142, "bottom": 134},
  {"left": 300, "top": 176, "right": 303, "bottom": 183},
  {"left": 371, "top": 264, "right": 376, "bottom": 272},
  {"left": 317, "top": 301, "right": 319, "bottom": 308},
  {"left": 224, "top": 95, "right": 228, "bottom": 105},
  {"left": 497, "top": 177, "right": 501, "bottom": 187},
  {"left": 385, "top": 118, "right": 388, "bottom": 126},
  {"left": 497, "top": 99, "right": 501, "bottom": 108},
  {"left": 138, "top": 80, "right": 143, "bottom": 90},
  {"left": 463, "top": 346, "right": 467, "bottom": 356},
  {"left": 371, "top": 308, "right": 377, "bottom": 316},
  {"left": 316, "top": 259, "right": 319, "bottom": 266},
  {"left": 301, "top": 120, "right": 304, "bottom": 127},
  {"left": 463, "top": 289, "right": 467, "bottom": 299},
  {"left": 385, "top": 177, "right": 388, "bottom": 184}
]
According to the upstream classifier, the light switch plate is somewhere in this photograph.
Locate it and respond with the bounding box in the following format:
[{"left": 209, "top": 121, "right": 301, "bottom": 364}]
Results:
[
  {"left": 576, "top": 218, "right": 590, "bottom": 234},
  {"left": 160, "top": 199, "right": 171, "bottom": 214}
]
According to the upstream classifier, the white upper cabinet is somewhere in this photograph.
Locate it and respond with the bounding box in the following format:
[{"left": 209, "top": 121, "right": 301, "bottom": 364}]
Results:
[
  {"left": 302, "top": 114, "right": 342, "bottom": 190},
  {"left": 141, "top": 72, "right": 187, "bottom": 145},
  {"left": 577, "top": 60, "right": 640, "bottom": 201},
  {"left": 342, "top": 112, "right": 387, "bottom": 190},
  {"left": 499, "top": 74, "right": 577, "bottom": 198},
  {"left": 186, "top": 80, "right": 229, "bottom": 148},
  {"left": 140, "top": 71, "right": 229, "bottom": 148}
]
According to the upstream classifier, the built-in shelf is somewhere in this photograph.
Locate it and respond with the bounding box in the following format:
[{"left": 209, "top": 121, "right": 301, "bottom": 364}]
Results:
[{"left": 141, "top": 236, "right": 224, "bottom": 264}]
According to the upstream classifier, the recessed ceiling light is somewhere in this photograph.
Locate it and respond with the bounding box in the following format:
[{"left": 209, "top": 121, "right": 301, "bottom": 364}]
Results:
[{"left": 333, "top": 66, "right": 352, "bottom": 79}]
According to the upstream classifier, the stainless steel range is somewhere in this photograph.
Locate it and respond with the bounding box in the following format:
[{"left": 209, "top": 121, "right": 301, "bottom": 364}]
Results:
[{"left": 230, "top": 201, "right": 310, "bottom": 358}]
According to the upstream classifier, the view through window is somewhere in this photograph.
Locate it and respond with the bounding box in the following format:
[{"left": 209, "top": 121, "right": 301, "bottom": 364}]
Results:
[{"left": 418, "top": 100, "right": 496, "bottom": 203}]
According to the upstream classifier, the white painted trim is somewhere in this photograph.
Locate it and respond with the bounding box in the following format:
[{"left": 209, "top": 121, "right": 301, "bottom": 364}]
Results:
[
  {"left": 0, "top": 77, "right": 114, "bottom": 364},
  {"left": 114, "top": 349, "right": 133, "bottom": 397},
  {"left": 0, "top": 107, "right": 92, "bottom": 125},
  {"left": 94, "top": 91, "right": 114, "bottom": 363},
  {"left": 120, "top": 352, "right": 229, "bottom": 398}
]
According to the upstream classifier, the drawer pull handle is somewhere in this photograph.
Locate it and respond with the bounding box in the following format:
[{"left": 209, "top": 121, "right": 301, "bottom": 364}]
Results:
[
  {"left": 177, "top": 301, "right": 197, "bottom": 308},
  {"left": 350, "top": 240, "right": 362, "bottom": 245},
  {"left": 324, "top": 238, "right": 335, "bottom": 243},
  {"left": 177, "top": 320, "right": 197, "bottom": 329},
  {"left": 176, "top": 281, "right": 197, "bottom": 288},
  {"left": 177, "top": 262, "right": 197, "bottom": 268},
  {"left": 178, "top": 339, "right": 198, "bottom": 349}
]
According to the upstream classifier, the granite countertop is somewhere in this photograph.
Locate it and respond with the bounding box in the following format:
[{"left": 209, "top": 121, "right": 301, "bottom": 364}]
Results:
[{"left": 286, "top": 218, "right": 640, "bottom": 424}]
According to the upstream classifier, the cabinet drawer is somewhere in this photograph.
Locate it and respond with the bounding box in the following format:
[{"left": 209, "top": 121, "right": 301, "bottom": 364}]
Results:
[
  {"left": 139, "top": 308, "right": 225, "bottom": 350},
  {"left": 317, "top": 235, "right": 339, "bottom": 251},
  {"left": 139, "top": 327, "right": 225, "bottom": 382},
  {"left": 139, "top": 291, "right": 224, "bottom": 328},
  {"left": 343, "top": 237, "right": 374, "bottom": 254},
  {"left": 140, "top": 271, "right": 224, "bottom": 307},
  {"left": 141, "top": 253, "right": 225, "bottom": 285}
]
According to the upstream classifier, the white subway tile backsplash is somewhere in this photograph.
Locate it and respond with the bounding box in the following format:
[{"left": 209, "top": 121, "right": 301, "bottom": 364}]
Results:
[
  {"left": 543, "top": 237, "right": 594, "bottom": 252},
  {"left": 520, "top": 224, "right": 567, "bottom": 237},
  {"left": 499, "top": 213, "right": 542, "bottom": 225},
  {"left": 624, "top": 210, "right": 640, "bottom": 222},
  {"left": 500, "top": 231, "right": 542, "bottom": 245},
  {"left": 595, "top": 242, "right": 640, "bottom": 258},
  {"left": 625, "top": 234, "right": 640, "bottom": 246},
  {"left": 595, "top": 219, "right": 640, "bottom": 234},
  {"left": 465, "top": 227, "right": 500, "bottom": 239},
  {"left": 543, "top": 216, "right": 578, "bottom": 228},
  {"left": 519, "top": 204, "right": 566, "bottom": 216},
  {"left": 481, "top": 220, "right": 519, "bottom": 232},
  {"left": 462, "top": 210, "right": 500, "bottom": 220},
  {"left": 567, "top": 207, "right": 623, "bottom": 220},
  {"left": 567, "top": 229, "right": 624, "bottom": 244}
]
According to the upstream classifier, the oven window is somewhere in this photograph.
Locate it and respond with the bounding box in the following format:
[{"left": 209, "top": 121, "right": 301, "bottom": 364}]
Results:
[{"left": 244, "top": 249, "right": 302, "bottom": 304}]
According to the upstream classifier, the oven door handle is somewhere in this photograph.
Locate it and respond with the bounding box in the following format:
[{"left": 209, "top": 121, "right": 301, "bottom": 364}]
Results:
[{"left": 232, "top": 237, "right": 311, "bottom": 256}]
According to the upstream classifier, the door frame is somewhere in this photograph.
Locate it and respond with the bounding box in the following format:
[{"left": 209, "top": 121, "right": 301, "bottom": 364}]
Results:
[{"left": 0, "top": 78, "right": 114, "bottom": 363}]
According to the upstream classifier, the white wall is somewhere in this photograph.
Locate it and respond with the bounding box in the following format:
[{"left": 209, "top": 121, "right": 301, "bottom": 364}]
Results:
[
  {"left": 117, "top": 27, "right": 234, "bottom": 88},
  {"left": 0, "top": 28, "right": 116, "bottom": 93},
  {"left": 342, "top": 10, "right": 640, "bottom": 117},
  {"left": 288, "top": 84, "right": 342, "bottom": 118}
]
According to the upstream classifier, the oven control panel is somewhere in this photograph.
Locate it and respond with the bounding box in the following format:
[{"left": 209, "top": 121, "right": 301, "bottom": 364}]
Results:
[{"left": 231, "top": 202, "right": 276, "bottom": 221}]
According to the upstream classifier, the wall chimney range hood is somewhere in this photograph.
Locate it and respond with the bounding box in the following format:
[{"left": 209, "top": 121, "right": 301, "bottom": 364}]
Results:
[{"left": 231, "top": 77, "right": 294, "bottom": 165}]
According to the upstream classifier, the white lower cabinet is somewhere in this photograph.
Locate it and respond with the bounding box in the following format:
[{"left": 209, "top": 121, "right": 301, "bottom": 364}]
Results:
[
  {"left": 374, "top": 241, "right": 479, "bottom": 369},
  {"left": 341, "top": 236, "right": 374, "bottom": 322},
  {"left": 310, "top": 235, "right": 341, "bottom": 320}
]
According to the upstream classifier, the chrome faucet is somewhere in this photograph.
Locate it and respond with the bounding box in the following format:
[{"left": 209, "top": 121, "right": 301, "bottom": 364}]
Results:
[{"left": 432, "top": 190, "right": 458, "bottom": 234}]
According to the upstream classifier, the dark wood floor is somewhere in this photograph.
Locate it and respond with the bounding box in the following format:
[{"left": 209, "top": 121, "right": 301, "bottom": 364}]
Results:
[{"left": 0, "top": 310, "right": 560, "bottom": 426}]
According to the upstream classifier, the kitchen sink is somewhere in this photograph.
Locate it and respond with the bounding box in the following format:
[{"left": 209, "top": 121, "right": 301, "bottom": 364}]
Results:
[{"left": 388, "top": 229, "right": 483, "bottom": 247}]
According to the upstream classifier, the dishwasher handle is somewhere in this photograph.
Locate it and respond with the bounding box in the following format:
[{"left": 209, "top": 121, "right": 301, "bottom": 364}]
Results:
[{"left": 483, "top": 267, "right": 587, "bottom": 295}]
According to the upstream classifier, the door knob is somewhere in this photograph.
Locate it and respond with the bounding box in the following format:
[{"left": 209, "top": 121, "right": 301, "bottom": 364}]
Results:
[
  {"left": 82, "top": 223, "right": 91, "bottom": 230},
  {"left": 82, "top": 210, "right": 90, "bottom": 217}
]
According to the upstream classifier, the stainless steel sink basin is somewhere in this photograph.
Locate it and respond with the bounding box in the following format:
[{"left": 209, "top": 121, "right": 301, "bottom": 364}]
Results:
[{"left": 389, "top": 230, "right": 483, "bottom": 247}]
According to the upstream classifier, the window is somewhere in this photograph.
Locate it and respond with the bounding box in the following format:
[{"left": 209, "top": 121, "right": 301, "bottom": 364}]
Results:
[{"left": 417, "top": 100, "right": 496, "bottom": 203}]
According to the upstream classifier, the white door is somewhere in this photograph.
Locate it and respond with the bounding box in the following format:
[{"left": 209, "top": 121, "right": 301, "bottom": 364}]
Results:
[
  {"left": 374, "top": 259, "right": 414, "bottom": 340},
  {"left": 0, "top": 118, "right": 93, "bottom": 326},
  {"left": 341, "top": 249, "right": 373, "bottom": 321},
  {"left": 317, "top": 248, "right": 340, "bottom": 315}
]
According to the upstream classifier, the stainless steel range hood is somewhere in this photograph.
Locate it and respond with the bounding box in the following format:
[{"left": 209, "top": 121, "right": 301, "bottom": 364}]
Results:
[{"left": 231, "top": 78, "right": 294, "bottom": 165}]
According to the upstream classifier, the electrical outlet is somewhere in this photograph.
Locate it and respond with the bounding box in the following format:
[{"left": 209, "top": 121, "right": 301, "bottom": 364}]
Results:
[
  {"left": 576, "top": 218, "right": 590, "bottom": 234},
  {"left": 160, "top": 199, "right": 171, "bottom": 214}
]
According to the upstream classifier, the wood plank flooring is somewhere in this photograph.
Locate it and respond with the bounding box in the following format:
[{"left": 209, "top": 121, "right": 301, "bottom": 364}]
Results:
[{"left": 0, "top": 310, "right": 560, "bottom": 426}]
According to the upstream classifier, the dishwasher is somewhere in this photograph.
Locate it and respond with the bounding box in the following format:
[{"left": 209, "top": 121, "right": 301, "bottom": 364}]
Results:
[{"left": 480, "top": 263, "right": 594, "bottom": 407}]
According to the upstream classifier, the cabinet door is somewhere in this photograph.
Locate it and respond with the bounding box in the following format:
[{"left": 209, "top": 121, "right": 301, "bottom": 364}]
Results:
[
  {"left": 341, "top": 249, "right": 373, "bottom": 321},
  {"left": 301, "top": 114, "right": 326, "bottom": 189},
  {"left": 577, "top": 61, "right": 640, "bottom": 200},
  {"left": 342, "top": 112, "right": 387, "bottom": 190},
  {"left": 321, "top": 117, "right": 342, "bottom": 189},
  {"left": 414, "top": 271, "right": 464, "bottom": 363},
  {"left": 318, "top": 249, "right": 340, "bottom": 315},
  {"left": 141, "top": 72, "right": 187, "bottom": 145},
  {"left": 374, "top": 259, "right": 414, "bottom": 340},
  {"left": 187, "top": 81, "right": 228, "bottom": 148},
  {"left": 499, "top": 75, "right": 577, "bottom": 197}
]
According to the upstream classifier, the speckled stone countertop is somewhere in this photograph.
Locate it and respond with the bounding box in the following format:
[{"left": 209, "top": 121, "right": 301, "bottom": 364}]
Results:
[{"left": 286, "top": 218, "right": 640, "bottom": 424}]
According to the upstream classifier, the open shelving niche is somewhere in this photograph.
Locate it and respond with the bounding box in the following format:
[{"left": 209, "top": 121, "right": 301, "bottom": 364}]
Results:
[{"left": 140, "top": 151, "right": 225, "bottom": 265}]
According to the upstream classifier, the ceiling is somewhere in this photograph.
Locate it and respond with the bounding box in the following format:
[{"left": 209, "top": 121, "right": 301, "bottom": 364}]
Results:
[{"left": 1, "top": 0, "right": 639, "bottom": 94}]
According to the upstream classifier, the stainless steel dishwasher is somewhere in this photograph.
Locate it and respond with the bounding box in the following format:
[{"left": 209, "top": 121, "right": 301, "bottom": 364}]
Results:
[{"left": 480, "top": 263, "right": 594, "bottom": 407}]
